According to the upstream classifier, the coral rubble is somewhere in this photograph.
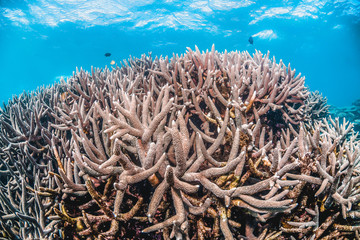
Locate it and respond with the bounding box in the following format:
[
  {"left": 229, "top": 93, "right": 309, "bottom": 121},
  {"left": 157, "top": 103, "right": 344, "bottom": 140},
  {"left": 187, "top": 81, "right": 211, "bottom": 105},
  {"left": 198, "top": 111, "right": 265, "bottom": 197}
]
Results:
[{"left": 0, "top": 46, "right": 359, "bottom": 240}]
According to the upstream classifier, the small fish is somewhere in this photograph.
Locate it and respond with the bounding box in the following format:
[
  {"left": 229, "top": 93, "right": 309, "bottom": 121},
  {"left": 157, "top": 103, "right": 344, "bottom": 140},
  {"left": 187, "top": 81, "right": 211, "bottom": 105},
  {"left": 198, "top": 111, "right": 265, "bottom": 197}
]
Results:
[
  {"left": 110, "top": 60, "right": 115, "bottom": 65},
  {"left": 60, "top": 92, "right": 67, "bottom": 101},
  {"left": 104, "top": 53, "right": 111, "bottom": 57},
  {"left": 248, "top": 36, "right": 253, "bottom": 45}
]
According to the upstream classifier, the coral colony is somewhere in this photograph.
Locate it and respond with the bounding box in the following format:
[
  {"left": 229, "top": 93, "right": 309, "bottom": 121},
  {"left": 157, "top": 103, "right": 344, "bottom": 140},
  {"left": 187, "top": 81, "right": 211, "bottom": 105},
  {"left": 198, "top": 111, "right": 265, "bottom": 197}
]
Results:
[
  {"left": 330, "top": 99, "right": 360, "bottom": 134},
  {"left": 0, "top": 45, "right": 360, "bottom": 240}
]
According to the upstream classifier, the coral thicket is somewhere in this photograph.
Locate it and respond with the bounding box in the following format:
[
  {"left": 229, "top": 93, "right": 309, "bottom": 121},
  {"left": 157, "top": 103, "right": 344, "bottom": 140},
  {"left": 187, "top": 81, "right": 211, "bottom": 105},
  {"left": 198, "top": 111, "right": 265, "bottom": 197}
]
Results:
[{"left": 0, "top": 46, "right": 359, "bottom": 240}]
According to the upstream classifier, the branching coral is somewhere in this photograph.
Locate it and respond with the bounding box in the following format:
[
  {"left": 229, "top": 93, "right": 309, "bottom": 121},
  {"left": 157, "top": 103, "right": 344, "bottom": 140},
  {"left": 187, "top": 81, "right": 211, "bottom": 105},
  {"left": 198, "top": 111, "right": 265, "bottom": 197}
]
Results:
[
  {"left": 0, "top": 45, "right": 359, "bottom": 240},
  {"left": 304, "top": 90, "right": 330, "bottom": 123},
  {"left": 330, "top": 99, "right": 360, "bottom": 134}
]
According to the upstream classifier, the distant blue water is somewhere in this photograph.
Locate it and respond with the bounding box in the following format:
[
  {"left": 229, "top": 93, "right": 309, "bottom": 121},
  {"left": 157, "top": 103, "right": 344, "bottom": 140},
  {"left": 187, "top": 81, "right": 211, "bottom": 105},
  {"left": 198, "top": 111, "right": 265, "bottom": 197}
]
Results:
[{"left": 0, "top": 0, "right": 359, "bottom": 107}]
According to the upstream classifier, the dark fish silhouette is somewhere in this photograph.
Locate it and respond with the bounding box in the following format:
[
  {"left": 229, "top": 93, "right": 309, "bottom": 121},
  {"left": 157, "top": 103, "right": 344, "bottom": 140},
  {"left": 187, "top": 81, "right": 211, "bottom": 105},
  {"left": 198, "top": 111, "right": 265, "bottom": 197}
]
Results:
[
  {"left": 104, "top": 53, "right": 111, "bottom": 57},
  {"left": 248, "top": 36, "right": 254, "bottom": 45}
]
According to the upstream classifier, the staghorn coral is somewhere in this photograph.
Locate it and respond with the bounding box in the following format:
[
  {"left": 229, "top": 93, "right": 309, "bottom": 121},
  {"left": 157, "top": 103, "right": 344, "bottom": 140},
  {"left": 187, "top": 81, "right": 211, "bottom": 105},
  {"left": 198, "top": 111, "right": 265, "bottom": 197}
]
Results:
[
  {"left": 330, "top": 99, "right": 360, "bottom": 134},
  {"left": 304, "top": 90, "right": 330, "bottom": 124},
  {"left": 0, "top": 45, "right": 360, "bottom": 240}
]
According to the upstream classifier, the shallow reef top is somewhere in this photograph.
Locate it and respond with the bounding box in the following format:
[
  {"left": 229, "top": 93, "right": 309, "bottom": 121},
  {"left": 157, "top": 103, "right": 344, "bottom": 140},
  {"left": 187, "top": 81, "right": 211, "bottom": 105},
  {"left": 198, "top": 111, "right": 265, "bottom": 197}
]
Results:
[{"left": 0, "top": 46, "right": 359, "bottom": 240}]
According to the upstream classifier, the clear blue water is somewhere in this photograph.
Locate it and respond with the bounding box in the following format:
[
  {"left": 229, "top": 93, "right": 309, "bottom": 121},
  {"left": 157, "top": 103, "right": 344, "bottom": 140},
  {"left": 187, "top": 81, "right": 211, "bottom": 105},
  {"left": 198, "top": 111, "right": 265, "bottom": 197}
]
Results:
[{"left": 0, "top": 0, "right": 359, "bottom": 107}]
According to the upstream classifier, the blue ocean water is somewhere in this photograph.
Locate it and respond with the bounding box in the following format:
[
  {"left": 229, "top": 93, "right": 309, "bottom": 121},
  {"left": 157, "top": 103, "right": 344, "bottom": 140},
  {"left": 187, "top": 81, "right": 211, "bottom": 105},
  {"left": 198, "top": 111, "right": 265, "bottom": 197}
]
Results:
[{"left": 0, "top": 0, "right": 359, "bottom": 107}]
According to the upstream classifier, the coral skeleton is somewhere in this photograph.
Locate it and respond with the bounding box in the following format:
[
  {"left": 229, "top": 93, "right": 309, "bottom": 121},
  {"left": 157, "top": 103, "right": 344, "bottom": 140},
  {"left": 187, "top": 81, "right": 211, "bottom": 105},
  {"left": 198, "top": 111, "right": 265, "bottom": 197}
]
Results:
[{"left": 0, "top": 45, "right": 359, "bottom": 240}]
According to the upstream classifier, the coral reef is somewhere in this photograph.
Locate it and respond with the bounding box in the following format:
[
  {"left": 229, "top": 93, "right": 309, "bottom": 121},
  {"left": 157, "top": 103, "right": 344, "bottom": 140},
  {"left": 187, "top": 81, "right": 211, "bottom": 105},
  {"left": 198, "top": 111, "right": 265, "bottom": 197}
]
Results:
[
  {"left": 0, "top": 46, "right": 360, "bottom": 240},
  {"left": 330, "top": 99, "right": 360, "bottom": 134}
]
